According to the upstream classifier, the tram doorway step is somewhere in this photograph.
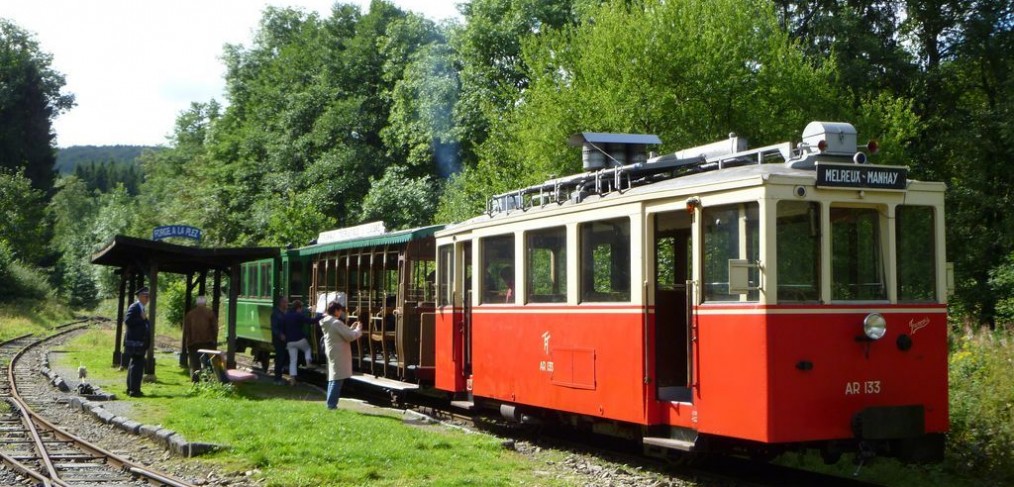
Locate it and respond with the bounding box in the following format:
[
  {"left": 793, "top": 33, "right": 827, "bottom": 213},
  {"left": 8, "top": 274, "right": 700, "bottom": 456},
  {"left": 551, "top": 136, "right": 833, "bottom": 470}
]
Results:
[{"left": 643, "top": 436, "right": 695, "bottom": 452}]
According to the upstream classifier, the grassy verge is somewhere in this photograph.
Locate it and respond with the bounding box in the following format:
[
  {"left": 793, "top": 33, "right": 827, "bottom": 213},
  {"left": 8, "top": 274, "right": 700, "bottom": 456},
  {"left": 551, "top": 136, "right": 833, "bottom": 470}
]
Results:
[
  {"left": 58, "top": 327, "right": 573, "bottom": 486},
  {"left": 0, "top": 300, "right": 77, "bottom": 341}
]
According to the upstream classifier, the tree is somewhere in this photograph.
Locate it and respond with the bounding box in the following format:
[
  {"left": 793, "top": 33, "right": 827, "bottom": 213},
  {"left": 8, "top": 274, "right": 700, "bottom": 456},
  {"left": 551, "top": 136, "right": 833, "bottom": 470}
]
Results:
[
  {"left": 0, "top": 169, "right": 47, "bottom": 263},
  {"left": 438, "top": 0, "right": 858, "bottom": 222},
  {"left": 48, "top": 175, "right": 101, "bottom": 306},
  {"left": 0, "top": 19, "right": 75, "bottom": 193},
  {"left": 359, "top": 166, "right": 439, "bottom": 230},
  {"left": 451, "top": 0, "right": 586, "bottom": 170},
  {"left": 900, "top": 0, "right": 1014, "bottom": 327}
]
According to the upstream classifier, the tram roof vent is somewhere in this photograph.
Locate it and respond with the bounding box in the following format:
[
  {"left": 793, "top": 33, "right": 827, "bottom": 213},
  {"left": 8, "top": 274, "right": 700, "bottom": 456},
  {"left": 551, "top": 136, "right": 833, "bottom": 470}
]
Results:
[
  {"left": 801, "top": 121, "right": 857, "bottom": 156},
  {"left": 569, "top": 132, "right": 661, "bottom": 171}
]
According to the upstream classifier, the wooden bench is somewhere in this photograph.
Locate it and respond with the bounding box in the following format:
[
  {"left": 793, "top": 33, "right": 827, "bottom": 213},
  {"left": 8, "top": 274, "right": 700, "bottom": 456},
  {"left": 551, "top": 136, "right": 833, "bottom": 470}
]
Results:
[{"left": 196, "top": 349, "right": 257, "bottom": 383}]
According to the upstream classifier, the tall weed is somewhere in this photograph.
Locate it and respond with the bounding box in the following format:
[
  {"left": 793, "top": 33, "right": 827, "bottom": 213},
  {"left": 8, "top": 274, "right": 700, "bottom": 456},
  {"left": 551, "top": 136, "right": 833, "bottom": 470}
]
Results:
[{"left": 948, "top": 327, "right": 1014, "bottom": 483}]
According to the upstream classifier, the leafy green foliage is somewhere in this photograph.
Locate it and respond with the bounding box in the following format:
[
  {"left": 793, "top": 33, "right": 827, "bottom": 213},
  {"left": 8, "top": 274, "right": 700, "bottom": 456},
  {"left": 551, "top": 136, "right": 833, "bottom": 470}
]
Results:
[
  {"left": 359, "top": 166, "right": 439, "bottom": 230},
  {"left": 188, "top": 368, "right": 236, "bottom": 399},
  {"left": 948, "top": 329, "right": 1014, "bottom": 482},
  {"left": 0, "top": 240, "right": 50, "bottom": 302},
  {"left": 0, "top": 169, "right": 48, "bottom": 264},
  {"left": 990, "top": 253, "right": 1014, "bottom": 324}
]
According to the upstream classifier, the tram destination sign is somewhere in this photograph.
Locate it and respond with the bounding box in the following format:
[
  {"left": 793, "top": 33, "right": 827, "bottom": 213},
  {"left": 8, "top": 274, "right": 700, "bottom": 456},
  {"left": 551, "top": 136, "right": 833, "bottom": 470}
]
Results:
[{"left": 816, "top": 163, "right": 907, "bottom": 190}]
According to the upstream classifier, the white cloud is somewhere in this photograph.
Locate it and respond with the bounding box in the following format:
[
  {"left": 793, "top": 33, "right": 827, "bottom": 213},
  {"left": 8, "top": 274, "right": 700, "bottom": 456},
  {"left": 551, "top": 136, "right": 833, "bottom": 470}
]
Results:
[{"left": 2, "top": 0, "right": 461, "bottom": 147}]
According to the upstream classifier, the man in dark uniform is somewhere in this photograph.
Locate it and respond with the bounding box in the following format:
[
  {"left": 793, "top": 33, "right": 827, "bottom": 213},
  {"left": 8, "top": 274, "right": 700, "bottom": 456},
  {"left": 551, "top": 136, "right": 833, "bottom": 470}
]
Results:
[{"left": 124, "top": 287, "right": 151, "bottom": 397}]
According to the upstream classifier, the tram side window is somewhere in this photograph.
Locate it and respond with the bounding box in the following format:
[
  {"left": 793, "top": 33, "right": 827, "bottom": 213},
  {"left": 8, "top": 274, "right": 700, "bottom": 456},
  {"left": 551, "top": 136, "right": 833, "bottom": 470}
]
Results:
[
  {"left": 580, "top": 218, "right": 630, "bottom": 302},
  {"left": 527, "top": 227, "right": 567, "bottom": 303},
  {"left": 897, "top": 206, "right": 936, "bottom": 302},
  {"left": 777, "top": 201, "right": 820, "bottom": 302},
  {"left": 438, "top": 245, "right": 453, "bottom": 306},
  {"left": 703, "top": 203, "right": 759, "bottom": 302},
  {"left": 481, "top": 235, "right": 515, "bottom": 304},
  {"left": 831, "top": 207, "right": 886, "bottom": 301}
]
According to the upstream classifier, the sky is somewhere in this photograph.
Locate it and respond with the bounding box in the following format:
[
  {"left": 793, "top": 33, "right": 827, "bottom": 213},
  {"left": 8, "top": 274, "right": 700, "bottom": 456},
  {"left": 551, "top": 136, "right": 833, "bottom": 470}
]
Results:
[{"left": 2, "top": 1, "right": 462, "bottom": 148}]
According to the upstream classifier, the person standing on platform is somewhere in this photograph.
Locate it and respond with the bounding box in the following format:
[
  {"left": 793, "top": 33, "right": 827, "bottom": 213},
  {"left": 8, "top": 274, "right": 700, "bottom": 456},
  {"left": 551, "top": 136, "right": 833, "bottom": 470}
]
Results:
[
  {"left": 271, "top": 296, "right": 289, "bottom": 385},
  {"left": 183, "top": 296, "right": 218, "bottom": 381},
  {"left": 282, "top": 299, "right": 322, "bottom": 380},
  {"left": 319, "top": 301, "right": 362, "bottom": 408},
  {"left": 124, "top": 287, "right": 151, "bottom": 397}
]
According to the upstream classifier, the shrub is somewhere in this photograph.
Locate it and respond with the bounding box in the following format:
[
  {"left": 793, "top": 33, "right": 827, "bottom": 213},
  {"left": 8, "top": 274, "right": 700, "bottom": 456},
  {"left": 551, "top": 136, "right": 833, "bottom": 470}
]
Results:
[
  {"left": 0, "top": 241, "right": 50, "bottom": 302},
  {"left": 989, "top": 253, "right": 1014, "bottom": 324},
  {"left": 947, "top": 328, "right": 1014, "bottom": 483},
  {"left": 162, "top": 278, "right": 187, "bottom": 328},
  {"left": 188, "top": 368, "right": 235, "bottom": 399}
]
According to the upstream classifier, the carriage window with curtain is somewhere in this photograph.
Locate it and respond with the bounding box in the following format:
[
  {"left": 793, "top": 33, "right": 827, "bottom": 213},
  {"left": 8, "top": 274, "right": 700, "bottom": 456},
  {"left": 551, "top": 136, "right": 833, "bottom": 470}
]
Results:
[
  {"left": 527, "top": 227, "right": 567, "bottom": 303},
  {"left": 703, "top": 203, "right": 759, "bottom": 302}
]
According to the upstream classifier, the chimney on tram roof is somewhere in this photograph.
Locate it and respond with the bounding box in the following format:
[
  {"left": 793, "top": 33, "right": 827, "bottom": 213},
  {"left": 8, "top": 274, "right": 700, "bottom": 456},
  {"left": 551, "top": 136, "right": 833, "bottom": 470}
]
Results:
[{"left": 569, "top": 132, "right": 661, "bottom": 171}]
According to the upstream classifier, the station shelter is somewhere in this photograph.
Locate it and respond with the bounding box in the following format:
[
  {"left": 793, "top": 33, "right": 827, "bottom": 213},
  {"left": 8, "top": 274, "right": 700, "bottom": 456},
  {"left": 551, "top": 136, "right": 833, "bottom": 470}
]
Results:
[{"left": 91, "top": 235, "right": 279, "bottom": 374}]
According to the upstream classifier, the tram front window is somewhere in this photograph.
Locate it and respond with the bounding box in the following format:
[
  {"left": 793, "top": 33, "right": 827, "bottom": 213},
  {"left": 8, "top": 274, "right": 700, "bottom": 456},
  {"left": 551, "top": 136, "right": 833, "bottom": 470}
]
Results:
[
  {"left": 831, "top": 207, "right": 886, "bottom": 301},
  {"left": 777, "top": 201, "right": 820, "bottom": 302},
  {"left": 897, "top": 205, "right": 936, "bottom": 302}
]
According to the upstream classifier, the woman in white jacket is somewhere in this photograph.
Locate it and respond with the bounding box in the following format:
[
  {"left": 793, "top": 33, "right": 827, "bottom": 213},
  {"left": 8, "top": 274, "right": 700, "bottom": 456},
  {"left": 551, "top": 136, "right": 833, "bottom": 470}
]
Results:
[{"left": 319, "top": 301, "right": 362, "bottom": 409}]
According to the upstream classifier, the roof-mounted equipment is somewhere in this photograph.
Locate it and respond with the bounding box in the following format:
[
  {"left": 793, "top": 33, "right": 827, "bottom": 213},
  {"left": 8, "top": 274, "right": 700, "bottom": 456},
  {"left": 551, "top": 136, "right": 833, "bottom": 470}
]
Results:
[{"left": 570, "top": 132, "right": 662, "bottom": 171}]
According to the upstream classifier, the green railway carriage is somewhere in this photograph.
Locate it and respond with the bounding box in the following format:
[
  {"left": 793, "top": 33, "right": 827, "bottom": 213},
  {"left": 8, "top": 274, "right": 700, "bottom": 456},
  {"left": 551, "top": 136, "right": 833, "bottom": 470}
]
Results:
[{"left": 235, "top": 250, "right": 312, "bottom": 370}]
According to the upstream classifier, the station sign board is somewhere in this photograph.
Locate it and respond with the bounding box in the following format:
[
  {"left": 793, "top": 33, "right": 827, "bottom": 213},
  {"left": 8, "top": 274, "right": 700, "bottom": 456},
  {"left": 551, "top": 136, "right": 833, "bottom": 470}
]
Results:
[
  {"left": 816, "top": 163, "right": 907, "bottom": 190},
  {"left": 152, "top": 225, "right": 202, "bottom": 242}
]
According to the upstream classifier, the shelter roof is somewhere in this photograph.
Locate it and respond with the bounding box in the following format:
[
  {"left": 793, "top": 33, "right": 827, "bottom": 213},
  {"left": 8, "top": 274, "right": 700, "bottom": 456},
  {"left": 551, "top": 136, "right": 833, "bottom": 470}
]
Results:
[{"left": 91, "top": 235, "right": 279, "bottom": 274}]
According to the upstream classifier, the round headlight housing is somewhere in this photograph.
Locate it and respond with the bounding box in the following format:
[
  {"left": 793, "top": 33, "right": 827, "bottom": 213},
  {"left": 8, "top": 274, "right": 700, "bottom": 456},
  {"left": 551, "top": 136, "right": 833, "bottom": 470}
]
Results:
[{"left": 863, "top": 313, "right": 887, "bottom": 340}]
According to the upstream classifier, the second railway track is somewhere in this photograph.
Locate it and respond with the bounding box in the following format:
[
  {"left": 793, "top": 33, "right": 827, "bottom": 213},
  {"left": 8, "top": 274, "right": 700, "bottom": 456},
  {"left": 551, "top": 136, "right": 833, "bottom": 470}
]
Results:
[{"left": 1, "top": 324, "right": 196, "bottom": 487}]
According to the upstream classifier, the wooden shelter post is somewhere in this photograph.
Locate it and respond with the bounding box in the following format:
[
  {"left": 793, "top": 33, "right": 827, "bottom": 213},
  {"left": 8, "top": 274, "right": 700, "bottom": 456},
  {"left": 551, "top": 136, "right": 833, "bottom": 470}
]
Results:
[
  {"left": 145, "top": 265, "right": 158, "bottom": 377},
  {"left": 227, "top": 264, "right": 240, "bottom": 369},
  {"left": 212, "top": 270, "right": 221, "bottom": 320},
  {"left": 113, "top": 270, "right": 127, "bottom": 367},
  {"left": 180, "top": 272, "right": 195, "bottom": 368}
]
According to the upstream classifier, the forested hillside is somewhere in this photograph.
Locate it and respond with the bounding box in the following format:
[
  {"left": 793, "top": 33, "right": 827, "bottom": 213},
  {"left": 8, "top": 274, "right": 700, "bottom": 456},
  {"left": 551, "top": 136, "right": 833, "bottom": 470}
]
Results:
[
  {"left": 2, "top": 0, "right": 1012, "bottom": 324},
  {"left": 55, "top": 145, "right": 154, "bottom": 173}
]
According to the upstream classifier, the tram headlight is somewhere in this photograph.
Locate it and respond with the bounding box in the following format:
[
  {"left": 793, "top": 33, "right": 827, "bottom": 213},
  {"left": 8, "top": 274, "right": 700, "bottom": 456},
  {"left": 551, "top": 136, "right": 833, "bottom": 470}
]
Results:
[{"left": 863, "top": 313, "right": 887, "bottom": 340}]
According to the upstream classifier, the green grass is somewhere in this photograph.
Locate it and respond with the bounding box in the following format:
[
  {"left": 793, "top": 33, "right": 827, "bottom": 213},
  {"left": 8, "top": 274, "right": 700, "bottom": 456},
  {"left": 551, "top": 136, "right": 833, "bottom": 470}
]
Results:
[
  {"left": 0, "top": 301, "right": 76, "bottom": 341},
  {"left": 57, "top": 328, "right": 573, "bottom": 486}
]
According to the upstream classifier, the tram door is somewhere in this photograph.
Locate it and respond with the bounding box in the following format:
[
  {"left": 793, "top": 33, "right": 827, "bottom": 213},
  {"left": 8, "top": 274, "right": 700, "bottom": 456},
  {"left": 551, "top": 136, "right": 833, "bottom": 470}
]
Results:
[
  {"left": 461, "top": 243, "right": 473, "bottom": 378},
  {"left": 653, "top": 211, "right": 693, "bottom": 402}
]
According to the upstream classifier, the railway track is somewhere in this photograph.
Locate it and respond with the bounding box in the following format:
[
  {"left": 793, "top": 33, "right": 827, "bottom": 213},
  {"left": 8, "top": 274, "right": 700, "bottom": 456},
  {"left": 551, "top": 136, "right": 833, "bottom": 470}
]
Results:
[{"left": 0, "top": 326, "right": 196, "bottom": 487}]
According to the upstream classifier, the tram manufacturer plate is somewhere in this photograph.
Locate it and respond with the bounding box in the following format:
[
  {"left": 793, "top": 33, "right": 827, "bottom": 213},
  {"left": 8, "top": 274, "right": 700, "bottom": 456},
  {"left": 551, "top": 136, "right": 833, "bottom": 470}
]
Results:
[{"left": 816, "top": 162, "right": 907, "bottom": 190}]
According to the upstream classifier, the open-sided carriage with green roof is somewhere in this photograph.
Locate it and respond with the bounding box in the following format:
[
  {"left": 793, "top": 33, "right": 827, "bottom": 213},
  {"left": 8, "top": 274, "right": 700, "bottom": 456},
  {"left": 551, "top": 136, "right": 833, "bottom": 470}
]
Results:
[{"left": 234, "top": 222, "right": 443, "bottom": 382}]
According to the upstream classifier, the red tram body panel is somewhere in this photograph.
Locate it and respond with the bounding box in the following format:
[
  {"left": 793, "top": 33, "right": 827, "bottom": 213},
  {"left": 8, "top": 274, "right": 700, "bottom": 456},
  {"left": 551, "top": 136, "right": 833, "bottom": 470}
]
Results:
[
  {"left": 690, "top": 305, "right": 948, "bottom": 443},
  {"left": 469, "top": 307, "right": 647, "bottom": 423}
]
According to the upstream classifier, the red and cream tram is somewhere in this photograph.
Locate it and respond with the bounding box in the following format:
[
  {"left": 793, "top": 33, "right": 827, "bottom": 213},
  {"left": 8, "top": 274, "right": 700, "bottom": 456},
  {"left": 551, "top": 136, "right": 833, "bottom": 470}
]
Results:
[{"left": 432, "top": 122, "right": 948, "bottom": 463}]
